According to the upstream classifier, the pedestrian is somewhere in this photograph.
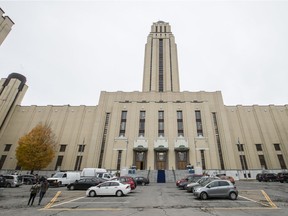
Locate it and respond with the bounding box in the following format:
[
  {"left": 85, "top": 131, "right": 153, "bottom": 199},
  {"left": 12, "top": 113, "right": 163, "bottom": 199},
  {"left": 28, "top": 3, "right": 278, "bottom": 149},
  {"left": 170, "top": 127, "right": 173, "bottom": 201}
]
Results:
[
  {"left": 27, "top": 181, "right": 40, "bottom": 206},
  {"left": 38, "top": 179, "right": 49, "bottom": 205}
]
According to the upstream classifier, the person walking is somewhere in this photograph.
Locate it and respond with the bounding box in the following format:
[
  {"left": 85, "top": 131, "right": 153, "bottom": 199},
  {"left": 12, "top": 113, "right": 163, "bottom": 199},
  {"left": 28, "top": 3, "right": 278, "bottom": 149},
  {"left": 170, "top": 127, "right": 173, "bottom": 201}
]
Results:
[
  {"left": 27, "top": 181, "right": 40, "bottom": 206},
  {"left": 38, "top": 179, "right": 49, "bottom": 205}
]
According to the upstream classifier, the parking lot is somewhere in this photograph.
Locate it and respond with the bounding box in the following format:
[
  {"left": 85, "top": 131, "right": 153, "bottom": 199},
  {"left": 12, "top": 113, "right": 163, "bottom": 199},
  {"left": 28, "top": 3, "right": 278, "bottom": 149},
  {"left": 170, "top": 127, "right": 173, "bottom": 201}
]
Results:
[{"left": 0, "top": 180, "right": 287, "bottom": 216}]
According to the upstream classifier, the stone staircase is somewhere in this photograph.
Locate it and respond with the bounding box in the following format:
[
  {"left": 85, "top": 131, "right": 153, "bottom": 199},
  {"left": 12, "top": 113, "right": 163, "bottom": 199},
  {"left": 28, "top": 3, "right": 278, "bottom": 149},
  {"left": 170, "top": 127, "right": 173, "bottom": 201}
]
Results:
[{"left": 128, "top": 169, "right": 192, "bottom": 183}]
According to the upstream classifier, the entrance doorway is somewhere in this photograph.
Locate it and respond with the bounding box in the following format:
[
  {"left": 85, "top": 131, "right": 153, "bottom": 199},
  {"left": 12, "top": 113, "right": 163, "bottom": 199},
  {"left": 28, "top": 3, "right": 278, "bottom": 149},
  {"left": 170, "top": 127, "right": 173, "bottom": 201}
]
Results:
[{"left": 155, "top": 151, "right": 167, "bottom": 170}]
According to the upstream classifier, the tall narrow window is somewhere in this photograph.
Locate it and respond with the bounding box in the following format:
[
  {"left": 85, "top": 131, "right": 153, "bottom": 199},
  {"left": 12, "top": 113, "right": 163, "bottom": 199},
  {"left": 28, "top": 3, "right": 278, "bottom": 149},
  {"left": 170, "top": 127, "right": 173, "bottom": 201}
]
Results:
[
  {"left": 239, "top": 155, "right": 248, "bottom": 170},
  {"left": 138, "top": 111, "right": 146, "bottom": 137},
  {"left": 4, "top": 144, "right": 12, "bottom": 151},
  {"left": 177, "top": 111, "right": 184, "bottom": 136},
  {"left": 195, "top": 111, "right": 203, "bottom": 136},
  {"left": 212, "top": 113, "right": 224, "bottom": 170},
  {"left": 277, "top": 155, "right": 287, "bottom": 169},
  {"left": 98, "top": 113, "right": 110, "bottom": 168},
  {"left": 274, "top": 144, "right": 281, "bottom": 151},
  {"left": 237, "top": 144, "right": 244, "bottom": 152},
  {"left": 78, "top": 145, "right": 85, "bottom": 152},
  {"left": 158, "top": 111, "right": 164, "bottom": 137},
  {"left": 255, "top": 144, "right": 262, "bottom": 151},
  {"left": 54, "top": 156, "right": 63, "bottom": 170},
  {"left": 119, "top": 111, "right": 127, "bottom": 136},
  {"left": 74, "top": 156, "right": 83, "bottom": 171},
  {"left": 117, "top": 150, "right": 122, "bottom": 170},
  {"left": 200, "top": 150, "right": 206, "bottom": 170},
  {"left": 159, "top": 39, "right": 164, "bottom": 92},
  {"left": 258, "top": 155, "right": 267, "bottom": 169},
  {"left": 59, "top": 144, "right": 67, "bottom": 152},
  {"left": 0, "top": 155, "right": 7, "bottom": 169}
]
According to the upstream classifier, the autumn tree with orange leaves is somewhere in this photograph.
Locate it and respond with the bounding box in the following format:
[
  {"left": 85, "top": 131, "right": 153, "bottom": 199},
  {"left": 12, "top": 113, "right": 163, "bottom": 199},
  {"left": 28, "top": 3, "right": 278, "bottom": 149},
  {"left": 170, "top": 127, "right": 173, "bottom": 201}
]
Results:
[{"left": 16, "top": 123, "right": 57, "bottom": 173}]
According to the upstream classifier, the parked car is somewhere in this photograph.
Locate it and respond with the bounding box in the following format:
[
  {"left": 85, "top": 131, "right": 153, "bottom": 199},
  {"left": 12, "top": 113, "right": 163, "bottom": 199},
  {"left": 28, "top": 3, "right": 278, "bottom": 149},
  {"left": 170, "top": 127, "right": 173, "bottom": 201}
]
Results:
[
  {"left": 134, "top": 176, "right": 149, "bottom": 186},
  {"left": 193, "top": 180, "right": 238, "bottom": 200},
  {"left": 112, "top": 176, "right": 137, "bottom": 190},
  {"left": 186, "top": 176, "right": 219, "bottom": 192},
  {"left": 262, "top": 173, "right": 278, "bottom": 182},
  {"left": 256, "top": 173, "right": 264, "bottom": 182},
  {"left": 176, "top": 174, "right": 203, "bottom": 189},
  {"left": 219, "top": 175, "right": 235, "bottom": 184},
  {"left": 2, "top": 174, "right": 22, "bottom": 188},
  {"left": 48, "top": 171, "right": 81, "bottom": 186},
  {"left": 18, "top": 174, "right": 37, "bottom": 185},
  {"left": 67, "top": 177, "right": 106, "bottom": 190},
  {"left": 0, "top": 175, "right": 8, "bottom": 187},
  {"left": 277, "top": 172, "right": 288, "bottom": 183},
  {"left": 86, "top": 180, "right": 131, "bottom": 197}
]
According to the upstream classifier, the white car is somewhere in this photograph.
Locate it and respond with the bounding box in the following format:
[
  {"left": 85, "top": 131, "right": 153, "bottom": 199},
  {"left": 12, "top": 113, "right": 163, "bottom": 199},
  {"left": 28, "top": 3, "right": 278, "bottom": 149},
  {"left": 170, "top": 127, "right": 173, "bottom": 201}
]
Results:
[{"left": 86, "top": 180, "right": 131, "bottom": 197}]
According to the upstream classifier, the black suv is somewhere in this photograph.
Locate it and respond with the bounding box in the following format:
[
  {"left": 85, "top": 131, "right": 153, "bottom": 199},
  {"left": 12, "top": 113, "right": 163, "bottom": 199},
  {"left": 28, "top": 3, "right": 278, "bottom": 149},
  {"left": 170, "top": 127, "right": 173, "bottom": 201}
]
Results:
[
  {"left": 256, "top": 173, "right": 264, "bottom": 182},
  {"left": 262, "top": 173, "right": 278, "bottom": 182},
  {"left": 277, "top": 172, "right": 288, "bottom": 183}
]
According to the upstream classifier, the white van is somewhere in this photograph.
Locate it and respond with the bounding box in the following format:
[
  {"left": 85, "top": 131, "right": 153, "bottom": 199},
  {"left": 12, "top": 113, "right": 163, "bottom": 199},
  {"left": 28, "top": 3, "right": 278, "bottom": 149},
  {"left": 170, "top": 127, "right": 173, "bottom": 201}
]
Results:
[
  {"left": 97, "top": 172, "right": 113, "bottom": 180},
  {"left": 80, "top": 168, "right": 107, "bottom": 177},
  {"left": 47, "top": 172, "right": 80, "bottom": 186}
]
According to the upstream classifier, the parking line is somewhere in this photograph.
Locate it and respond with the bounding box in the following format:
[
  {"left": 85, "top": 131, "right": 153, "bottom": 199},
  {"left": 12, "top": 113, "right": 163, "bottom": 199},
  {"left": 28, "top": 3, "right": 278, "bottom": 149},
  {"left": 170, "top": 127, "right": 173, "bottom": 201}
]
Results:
[
  {"left": 44, "top": 191, "right": 62, "bottom": 209},
  {"left": 238, "top": 195, "right": 271, "bottom": 207},
  {"left": 40, "top": 208, "right": 122, "bottom": 211},
  {"left": 261, "top": 190, "right": 277, "bottom": 208}
]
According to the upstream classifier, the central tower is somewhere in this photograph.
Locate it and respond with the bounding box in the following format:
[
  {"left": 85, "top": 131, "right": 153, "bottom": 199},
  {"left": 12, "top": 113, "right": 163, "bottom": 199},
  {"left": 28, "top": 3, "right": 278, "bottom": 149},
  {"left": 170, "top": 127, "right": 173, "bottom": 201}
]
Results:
[{"left": 142, "top": 21, "right": 180, "bottom": 92}]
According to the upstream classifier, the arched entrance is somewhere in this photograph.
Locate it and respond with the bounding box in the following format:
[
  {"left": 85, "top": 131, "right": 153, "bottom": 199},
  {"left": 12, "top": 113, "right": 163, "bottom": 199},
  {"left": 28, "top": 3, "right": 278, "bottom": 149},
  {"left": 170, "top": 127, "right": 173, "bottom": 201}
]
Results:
[
  {"left": 154, "top": 146, "right": 169, "bottom": 170},
  {"left": 174, "top": 146, "right": 189, "bottom": 170}
]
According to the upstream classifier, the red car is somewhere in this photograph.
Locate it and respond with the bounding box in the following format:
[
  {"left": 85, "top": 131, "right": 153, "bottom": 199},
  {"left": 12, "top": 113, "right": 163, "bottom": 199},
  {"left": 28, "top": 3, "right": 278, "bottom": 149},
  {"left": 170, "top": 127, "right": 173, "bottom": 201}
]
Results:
[
  {"left": 176, "top": 174, "right": 203, "bottom": 187},
  {"left": 112, "top": 176, "right": 137, "bottom": 190}
]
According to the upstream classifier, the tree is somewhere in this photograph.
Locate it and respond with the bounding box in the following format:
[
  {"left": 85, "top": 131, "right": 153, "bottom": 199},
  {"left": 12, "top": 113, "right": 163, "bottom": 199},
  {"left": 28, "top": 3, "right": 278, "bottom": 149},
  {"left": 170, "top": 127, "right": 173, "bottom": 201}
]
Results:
[{"left": 16, "top": 123, "right": 57, "bottom": 173}]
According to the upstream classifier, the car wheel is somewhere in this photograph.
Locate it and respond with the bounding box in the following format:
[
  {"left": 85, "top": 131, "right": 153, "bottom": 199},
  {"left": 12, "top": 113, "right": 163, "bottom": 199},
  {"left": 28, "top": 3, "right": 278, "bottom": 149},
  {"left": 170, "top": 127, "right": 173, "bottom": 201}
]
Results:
[
  {"left": 6, "top": 183, "right": 11, "bottom": 188},
  {"left": 229, "top": 192, "right": 238, "bottom": 200},
  {"left": 70, "top": 185, "right": 75, "bottom": 190},
  {"left": 89, "top": 190, "right": 96, "bottom": 197},
  {"left": 142, "top": 182, "right": 145, "bottom": 186},
  {"left": 200, "top": 192, "right": 208, "bottom": 200},
  {"left": 116, "top": 190, "right": 123, "bottom": 197}
]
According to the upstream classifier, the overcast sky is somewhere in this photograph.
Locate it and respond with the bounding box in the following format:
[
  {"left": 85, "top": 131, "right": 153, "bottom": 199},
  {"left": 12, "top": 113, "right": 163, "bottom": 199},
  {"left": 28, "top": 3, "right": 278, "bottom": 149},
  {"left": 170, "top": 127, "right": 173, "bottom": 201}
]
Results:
[{"left": 1, "top": 0, "right": 288, "bottom": 106}]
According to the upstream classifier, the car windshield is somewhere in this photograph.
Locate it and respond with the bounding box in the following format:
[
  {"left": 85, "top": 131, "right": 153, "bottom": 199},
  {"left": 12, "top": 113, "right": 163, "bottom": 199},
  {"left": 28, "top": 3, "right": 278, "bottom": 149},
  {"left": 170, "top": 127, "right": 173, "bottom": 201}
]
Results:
[
  {"left": 199, "top": 178, "right": 213, "bottom": 186},
  {"left": 52, "top": 173, "right": 64, "bottom": 178}
]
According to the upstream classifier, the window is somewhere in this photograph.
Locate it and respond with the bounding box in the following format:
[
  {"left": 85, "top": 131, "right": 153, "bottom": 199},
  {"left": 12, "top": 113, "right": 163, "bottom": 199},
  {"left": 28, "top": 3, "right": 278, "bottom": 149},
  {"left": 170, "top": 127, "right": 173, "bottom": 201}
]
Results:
[
  {"left": 59, "top": 145, "right": 66, "bottom": 152},
  {"left": 177, "top": 111, "right": 184, "bottom": 136},
  {"left": 239, "top": 155, "right": 248, "bottom": 170},
  {"left": 159, "top": 39, "right": 164, "bottom": 92},
  {"left": 54, "top": 156, "right": 63, "bottom": 170},
  {"left": 138, "top": 111, "right": 146, "bottom": 137},
  {"left": 119, "top": 111, "right": 127, "bottom": 136},
  {"left": 0, "top": 155, "right": 7, "bottom": 169},
  {"left": 158, "top": 111, "right": 164, "bottom": 137},
  {"left": 195, "top": 111, "right": 203, "bottom": 136},
  {"left": 74, "top": 155, "right": 83, "bottom": 171},
  {"left": 200, "top": 150, "right": 206, "bottom": 170},
  {"left": 274, "top": 144, "right": 281, "bottom": 151},
  {"left": 4, "top": 144, "right": 12, "bottom": 151},
  {"left": 212, "top": 112, "right": 224, "bottom": 170},
  {"left": 98, "top": 113, "right": 110, "bottom": 168},
  {"left": 237, "top": 144, "right": 244, "bottom": 152},
  {"left": 255, "top": 144, "right": 262, "bottom": 151},
  {"left": 117, "top": 150, "right": 122, "bottom": 170},
  {"left": 258, "top": 155, "right": 267, "bottom": 169},
  {"left": 277, "top": 155, "right": 287, "bottom": 169},
  {"left": 78, "top": 145, "right": 85, "bottom": 152}
]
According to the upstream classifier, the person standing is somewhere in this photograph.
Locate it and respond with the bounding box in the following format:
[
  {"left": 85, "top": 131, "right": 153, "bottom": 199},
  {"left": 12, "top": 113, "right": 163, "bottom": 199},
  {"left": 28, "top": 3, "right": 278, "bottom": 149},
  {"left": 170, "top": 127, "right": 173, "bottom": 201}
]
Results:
[
  {"left": 38, "top": 179, "right": 49, "bottom": 205},
  {"left": 27, "top": 181, "right": 40, "bottom": 206}
]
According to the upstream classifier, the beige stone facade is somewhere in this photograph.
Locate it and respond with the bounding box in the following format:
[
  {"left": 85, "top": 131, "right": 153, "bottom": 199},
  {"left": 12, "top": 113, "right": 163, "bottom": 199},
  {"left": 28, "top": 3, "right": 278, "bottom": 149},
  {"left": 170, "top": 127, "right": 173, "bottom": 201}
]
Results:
[
  {"left": 0, "top": 8, "right": 14, "bottom": 46},
  {"left": 0, "top": 21, "right": 287, "bottom": 176}
]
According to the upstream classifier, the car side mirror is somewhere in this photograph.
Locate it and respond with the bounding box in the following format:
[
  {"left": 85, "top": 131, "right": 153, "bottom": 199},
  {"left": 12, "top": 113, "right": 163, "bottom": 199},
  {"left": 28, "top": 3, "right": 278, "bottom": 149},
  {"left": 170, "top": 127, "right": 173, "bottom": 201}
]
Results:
[{"left": 207, "top": 185, "right": 211, "bottom": 188}]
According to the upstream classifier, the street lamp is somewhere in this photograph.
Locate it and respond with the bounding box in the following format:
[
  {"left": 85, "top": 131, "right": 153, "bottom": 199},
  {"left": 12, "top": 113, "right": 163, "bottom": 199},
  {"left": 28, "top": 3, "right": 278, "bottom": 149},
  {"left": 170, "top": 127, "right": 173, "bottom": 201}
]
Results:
[{"left": 114, "top": 135, "right": 129, "bottom": 168}]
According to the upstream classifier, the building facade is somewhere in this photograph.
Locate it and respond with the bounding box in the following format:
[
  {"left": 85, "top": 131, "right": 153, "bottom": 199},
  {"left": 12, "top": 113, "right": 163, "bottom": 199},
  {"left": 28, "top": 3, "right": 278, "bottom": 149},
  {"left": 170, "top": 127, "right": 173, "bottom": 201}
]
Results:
[
  {"left": 0, "top": 21, "right": 287, "bottom": 176},
  {"left": 0, "top": 8, "right": 14, "bottom": 46}
]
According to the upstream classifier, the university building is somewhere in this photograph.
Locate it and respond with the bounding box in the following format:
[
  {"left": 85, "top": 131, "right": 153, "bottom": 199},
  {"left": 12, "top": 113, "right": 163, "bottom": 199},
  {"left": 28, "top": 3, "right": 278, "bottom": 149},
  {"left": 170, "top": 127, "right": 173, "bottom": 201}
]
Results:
[{"left": 1, "top": 20, "right": 287, "bottom": 178}]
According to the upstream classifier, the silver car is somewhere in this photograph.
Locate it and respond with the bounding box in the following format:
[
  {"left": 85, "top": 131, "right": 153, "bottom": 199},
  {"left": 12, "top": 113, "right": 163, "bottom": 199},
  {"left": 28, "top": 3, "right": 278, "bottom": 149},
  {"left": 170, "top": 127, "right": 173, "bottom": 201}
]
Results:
[
  {"left": 193, "top": 180, "right": 238, "bottom": 200},
  {"left": 186, "top": 176, "right": 219, "bottom": 192}
]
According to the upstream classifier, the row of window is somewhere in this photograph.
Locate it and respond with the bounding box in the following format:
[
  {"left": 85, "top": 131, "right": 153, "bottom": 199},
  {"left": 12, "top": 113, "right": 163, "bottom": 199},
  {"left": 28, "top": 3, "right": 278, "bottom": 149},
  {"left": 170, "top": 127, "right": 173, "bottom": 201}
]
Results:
[
  {"left": 237, "top": 143, "right": 283, "bottom": 152},
  {"left": 119, "top": 110, "right": 204, "bottom": 138}
]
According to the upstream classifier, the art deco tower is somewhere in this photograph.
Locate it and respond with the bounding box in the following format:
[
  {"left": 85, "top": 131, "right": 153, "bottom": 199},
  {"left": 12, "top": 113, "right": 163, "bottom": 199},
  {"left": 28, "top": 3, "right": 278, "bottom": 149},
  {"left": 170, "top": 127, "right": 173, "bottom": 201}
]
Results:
[{"left": 142, "top": 21, "right": 180, "bottom": 92}]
